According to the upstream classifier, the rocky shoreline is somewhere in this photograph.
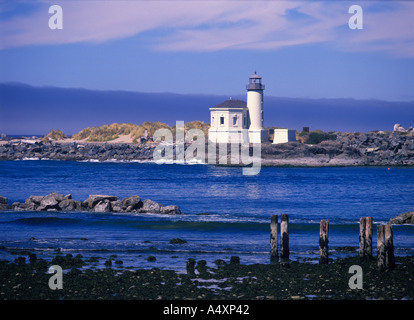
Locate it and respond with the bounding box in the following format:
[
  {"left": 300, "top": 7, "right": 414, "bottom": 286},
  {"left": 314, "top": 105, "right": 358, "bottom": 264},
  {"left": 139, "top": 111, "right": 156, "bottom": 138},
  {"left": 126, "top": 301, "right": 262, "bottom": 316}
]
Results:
[
  {"left": 0, "top": 131, "right": 414, "bottom": 166},
  {"left": 1, "top": 253, "right": 413, "bottom": 300},
  {"left": 0, "top": 193, "right": 181, "bottom": 215}
]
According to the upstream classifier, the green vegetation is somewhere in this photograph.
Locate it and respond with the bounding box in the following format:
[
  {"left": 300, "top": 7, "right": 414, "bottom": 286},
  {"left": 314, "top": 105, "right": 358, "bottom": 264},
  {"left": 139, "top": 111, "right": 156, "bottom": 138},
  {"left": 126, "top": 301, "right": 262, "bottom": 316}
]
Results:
[
  {"left": 307, "top": 130, "right": 337, "bottom": 144},
  {"left": 297, "top": 129, "right": 337, "bottom": 144},
  {"left": 71, "top": 121, "right": 210, "bottom": 142},
  {"left": 42, "top": 129, "right": 67, "bottom": 143}
]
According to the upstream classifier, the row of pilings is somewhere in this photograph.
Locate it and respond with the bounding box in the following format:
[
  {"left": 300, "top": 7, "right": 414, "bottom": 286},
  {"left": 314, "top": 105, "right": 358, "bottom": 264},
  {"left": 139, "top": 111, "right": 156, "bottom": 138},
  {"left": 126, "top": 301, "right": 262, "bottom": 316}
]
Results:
[{"left": 270, "top": 214, "right": 395, "bottom": 272}]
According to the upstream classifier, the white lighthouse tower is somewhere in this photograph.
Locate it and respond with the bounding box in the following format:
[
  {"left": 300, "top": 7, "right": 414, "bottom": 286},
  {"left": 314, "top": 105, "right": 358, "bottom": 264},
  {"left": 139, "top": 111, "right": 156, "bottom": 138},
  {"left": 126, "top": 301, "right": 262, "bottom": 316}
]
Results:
[{"left": 246, "top": 71, "right": 268, "bottom": 143}]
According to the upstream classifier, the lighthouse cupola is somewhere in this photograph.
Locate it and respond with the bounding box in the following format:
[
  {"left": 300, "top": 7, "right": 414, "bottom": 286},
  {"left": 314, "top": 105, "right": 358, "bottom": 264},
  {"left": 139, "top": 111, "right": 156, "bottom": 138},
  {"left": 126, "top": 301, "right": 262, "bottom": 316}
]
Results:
[{"left": 246, "top": 71, "right": 265, "bottom": 91}]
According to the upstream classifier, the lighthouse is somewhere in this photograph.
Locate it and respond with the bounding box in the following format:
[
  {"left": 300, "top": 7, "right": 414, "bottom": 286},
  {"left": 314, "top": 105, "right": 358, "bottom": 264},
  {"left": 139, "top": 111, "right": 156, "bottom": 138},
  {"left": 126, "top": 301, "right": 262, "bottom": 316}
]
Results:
[
  {"left": 246, "top": 71, "right": 268, "bottom": 143},
  {"left": 208, "top": 71, "right": 271, "bottom": 144}
]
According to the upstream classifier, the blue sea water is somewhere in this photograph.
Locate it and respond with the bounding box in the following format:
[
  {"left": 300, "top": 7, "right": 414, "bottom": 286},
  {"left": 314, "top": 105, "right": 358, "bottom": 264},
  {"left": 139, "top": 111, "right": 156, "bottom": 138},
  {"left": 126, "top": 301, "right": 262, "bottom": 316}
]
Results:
[{"left": 0, "top": 160, "right": 413, "bottom": 272}]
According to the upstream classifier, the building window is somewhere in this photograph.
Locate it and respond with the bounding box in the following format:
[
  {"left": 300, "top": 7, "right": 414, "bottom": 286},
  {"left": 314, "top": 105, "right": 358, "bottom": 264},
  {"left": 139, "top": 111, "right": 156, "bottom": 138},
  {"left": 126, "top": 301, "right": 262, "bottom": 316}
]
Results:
[
  {"left": 220, "top": 117, "right": 224, "bottom": 125},
  {"left": 233, "top": 116, "right": 237, "bottom": 126}
]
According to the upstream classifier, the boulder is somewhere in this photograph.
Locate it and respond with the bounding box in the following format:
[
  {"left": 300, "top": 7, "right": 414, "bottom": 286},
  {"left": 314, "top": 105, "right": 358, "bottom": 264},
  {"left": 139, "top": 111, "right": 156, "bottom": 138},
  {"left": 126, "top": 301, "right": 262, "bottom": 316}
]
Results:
[
  {"left": 29, "top": 195, "right": 44, "bottom": 204},
  {"left": 389, "top": 211, "right": 414, "bottom": 224},
  {"left": 0, "top": 196, "right": 8, "bottom": 204},
  {"left": 93, "top": 199, "right": 112, "bottom": 213},
  {"left": 110, "top": 200, "right": 124, "bottom": 212},
  {"left": 0, "top": 203, "right": 11, "bottom": 210},
  {"left": 38, "top": 193, "right": 60, "bottom": 211},
  {"left": 169, "top": 238, "right": 187, "bottom": 244},
  {"left": 58, "top": 199, "right": 82, "bottom": 211},
  {"left": 24, "top": 198, "right": 38, "bottom": 211},
  {"left": 48, "top": 192, "right": 66, "bottom": 202},
  {"left": 141, "top": 199, "right": 162, "bottom": 213},
  {"left": 160, "top": 205, "right": 181, "bottom": 215},
  {"left": 83, "top": 195, "right": 119, "bottom": 209},
  {"left": 12, "top": 202, "right": 26, "bottom": 211},
  {"left": 393, "top": 124, "right": 406, "bottom": 133},
  {"left": 121, "top": 195, "right": 142, "bottom": 211}
]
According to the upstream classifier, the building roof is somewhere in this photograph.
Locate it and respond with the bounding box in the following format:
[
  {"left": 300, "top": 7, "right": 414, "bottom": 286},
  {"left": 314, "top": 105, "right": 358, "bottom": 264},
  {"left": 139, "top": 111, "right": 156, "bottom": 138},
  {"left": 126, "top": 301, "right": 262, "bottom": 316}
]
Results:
[
  {"left": 249, "top": 71, "right": 261, "bottom": 79},
  {"left": 211, "top": 99, "right": 247, "bottom": 109}
]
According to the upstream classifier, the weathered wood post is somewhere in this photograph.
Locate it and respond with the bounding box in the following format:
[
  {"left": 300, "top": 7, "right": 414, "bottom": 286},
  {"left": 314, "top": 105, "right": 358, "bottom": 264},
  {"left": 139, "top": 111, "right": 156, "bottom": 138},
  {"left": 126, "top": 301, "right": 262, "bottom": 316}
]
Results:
[
  {"left": 270, "top": 215, "right": 278, "bottom": 262},
  {"left": 359, "top": 217, "right": 373, "bottom": 259},
  {"left": 319, "top": 220, "right": 329, "bottom": 264},
  {"left": 359, "top": 217, "right": 366, "bottom": 259},
  {"left": 365, "top": 217, "right": 373, "bottom": 258},
  {"left": 377, "top": 224, "right": 395, "bottom": 272},
  {"left": 280, "top": 214, "right": 289, "bottom": 260},
  {"left": 377, "top": 225, "right": 386, "bottom": 272},
  {"left": 384, "top": 224, "right": 395, "bottom": 271}
]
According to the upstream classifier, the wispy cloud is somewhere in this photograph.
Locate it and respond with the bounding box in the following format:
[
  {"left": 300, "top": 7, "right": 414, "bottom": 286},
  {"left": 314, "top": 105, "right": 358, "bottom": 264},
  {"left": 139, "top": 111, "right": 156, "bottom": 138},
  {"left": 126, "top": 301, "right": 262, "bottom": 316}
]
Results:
[{"left": 1, "top": 1, "right": 413, "bottom": 58}]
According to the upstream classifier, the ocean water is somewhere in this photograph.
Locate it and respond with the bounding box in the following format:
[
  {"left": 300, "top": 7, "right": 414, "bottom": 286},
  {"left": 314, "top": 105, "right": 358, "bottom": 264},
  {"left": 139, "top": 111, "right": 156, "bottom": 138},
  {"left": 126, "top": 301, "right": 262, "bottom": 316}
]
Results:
[{"left": 0, "top": 160, "right": 413, "bottom": 272}]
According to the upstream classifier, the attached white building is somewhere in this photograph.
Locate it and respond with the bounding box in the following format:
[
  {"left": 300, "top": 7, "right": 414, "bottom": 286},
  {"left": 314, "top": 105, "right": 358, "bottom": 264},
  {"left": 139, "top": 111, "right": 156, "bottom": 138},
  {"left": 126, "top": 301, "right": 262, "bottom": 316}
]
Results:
[{"left": 208, "top": 99, "right": 250, "bottom": 143}]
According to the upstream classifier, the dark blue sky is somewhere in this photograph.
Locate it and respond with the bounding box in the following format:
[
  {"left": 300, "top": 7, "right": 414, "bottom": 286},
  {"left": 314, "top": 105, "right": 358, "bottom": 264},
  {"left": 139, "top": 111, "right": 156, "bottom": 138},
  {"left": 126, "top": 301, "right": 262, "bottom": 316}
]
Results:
[{"left": 1, "top": 83, "right": 413, "bottom": 135}]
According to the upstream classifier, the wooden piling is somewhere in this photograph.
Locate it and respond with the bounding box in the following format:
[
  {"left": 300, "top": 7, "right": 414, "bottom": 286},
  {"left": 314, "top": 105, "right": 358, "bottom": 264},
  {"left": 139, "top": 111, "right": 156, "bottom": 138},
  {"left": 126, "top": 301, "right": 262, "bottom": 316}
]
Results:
[
  {"left": 280, "top": 214, "right": 289, "bottom": 260},
  {"left": 365, "top": 217, "right": 373, "bottom": 258},
  {"left": 319, "top": 220, "right": 329, "bottom": 264},
  {"left": 384, "top": 224, "right": 395, "bottom": 271},
  {"left": 359, "top": 217, "right": 366, "bottom": 259},
  {"left": 270, "top": 215, "right": 278, "bottom": 262},
  {"left": 377, "top": 225, "right": 386, "bottom": 272},
  {"left": 359, "top": 217, "right": 373, "bottom": 259}
]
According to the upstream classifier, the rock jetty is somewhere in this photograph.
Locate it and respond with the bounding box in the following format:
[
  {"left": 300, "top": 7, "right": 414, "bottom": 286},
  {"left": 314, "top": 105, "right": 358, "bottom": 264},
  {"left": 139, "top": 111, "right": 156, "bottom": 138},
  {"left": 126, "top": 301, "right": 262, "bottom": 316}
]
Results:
[
  {"left": 1, "top": 192, "right": 181, "bottom": 214},
  {"left": 389, "top": 211, "right": 414, "bottom": 225}
]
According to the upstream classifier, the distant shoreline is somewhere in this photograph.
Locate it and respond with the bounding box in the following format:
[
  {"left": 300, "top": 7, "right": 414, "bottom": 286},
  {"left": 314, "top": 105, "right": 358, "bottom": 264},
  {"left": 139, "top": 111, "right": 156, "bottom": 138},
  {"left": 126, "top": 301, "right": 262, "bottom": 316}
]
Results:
[{"left": 1, "top": 130, "right": 414, "bottom": 167}]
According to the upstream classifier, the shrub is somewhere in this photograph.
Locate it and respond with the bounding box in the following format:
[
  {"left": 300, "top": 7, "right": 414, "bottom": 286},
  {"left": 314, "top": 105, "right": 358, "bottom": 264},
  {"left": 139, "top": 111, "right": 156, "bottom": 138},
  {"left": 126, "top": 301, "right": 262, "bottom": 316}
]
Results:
[{"left": 306, "top": 130, "right": 337, "bottom": 144}]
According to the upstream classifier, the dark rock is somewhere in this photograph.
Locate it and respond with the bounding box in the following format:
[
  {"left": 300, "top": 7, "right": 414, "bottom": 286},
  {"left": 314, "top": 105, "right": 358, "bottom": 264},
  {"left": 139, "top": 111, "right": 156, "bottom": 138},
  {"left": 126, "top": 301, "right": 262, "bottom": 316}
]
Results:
[
  {"left": 186, "top": 258, "right": 196, "bottom": 275},
  {"left": 48, "top": 192, "right": 66, "bottom": 202},
  {"left": 28, "top": 195, "right": 44, "bottom": 204},
  {"left": 147, "top": 256, "right": 156, "bottom": 262},
  {"left": 38, "top": 193, "right": 60, "bottom": 211},
  {"left": 104, "top": 259, "right": 112, "bottom": 267},
  {"left": 142, "top": 199, "right": 162, "bottom": 213},
  {"left": 83, "top": 195, "right": 119, "bottom": 209},
  {"left": 110, "top": 200, "right": 124, "bottom": 212},
  {"left": 121, "top": 195, "right": 142, "bottom": 210},
  {"left": 196, "top": 260, "right": 207, "bottom": 268},
  {"left": 160, "top": 205, "right": 182, "bottom": 215},
  {"left": 12, "top": 202, "right": 26, "bottom": 211},
  {"left": 0, "top": 196, "right": 8, "bottom": 204},
  {"left": 51, "top": 255, "right": 65, "bottom": 265},
  {"left": 214, "top": 259, "right": 226, "bottom": 266},
  {"left": 389, "top": 211, "right": 414, "bottom": 224},
  {"left": 14, "top": 256, "right": 26, "bottom": 265},
  {"left": 93, "top": 199, "right": 112, "bottom": 213},
  {"left": 169, "top": 238, "right": 187, "bottom": 244},
  {"left": 0, "top": 203, "right": 11, "bottom": 210},
  {"left": 58, "top": 199, "right": 82, "bottom": 211},
  {"left": 230, "top": 256, "right": 240, "bottom": 264},
  {"left": 24, "top": 198, "right": 38, "bottom": 211}
]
